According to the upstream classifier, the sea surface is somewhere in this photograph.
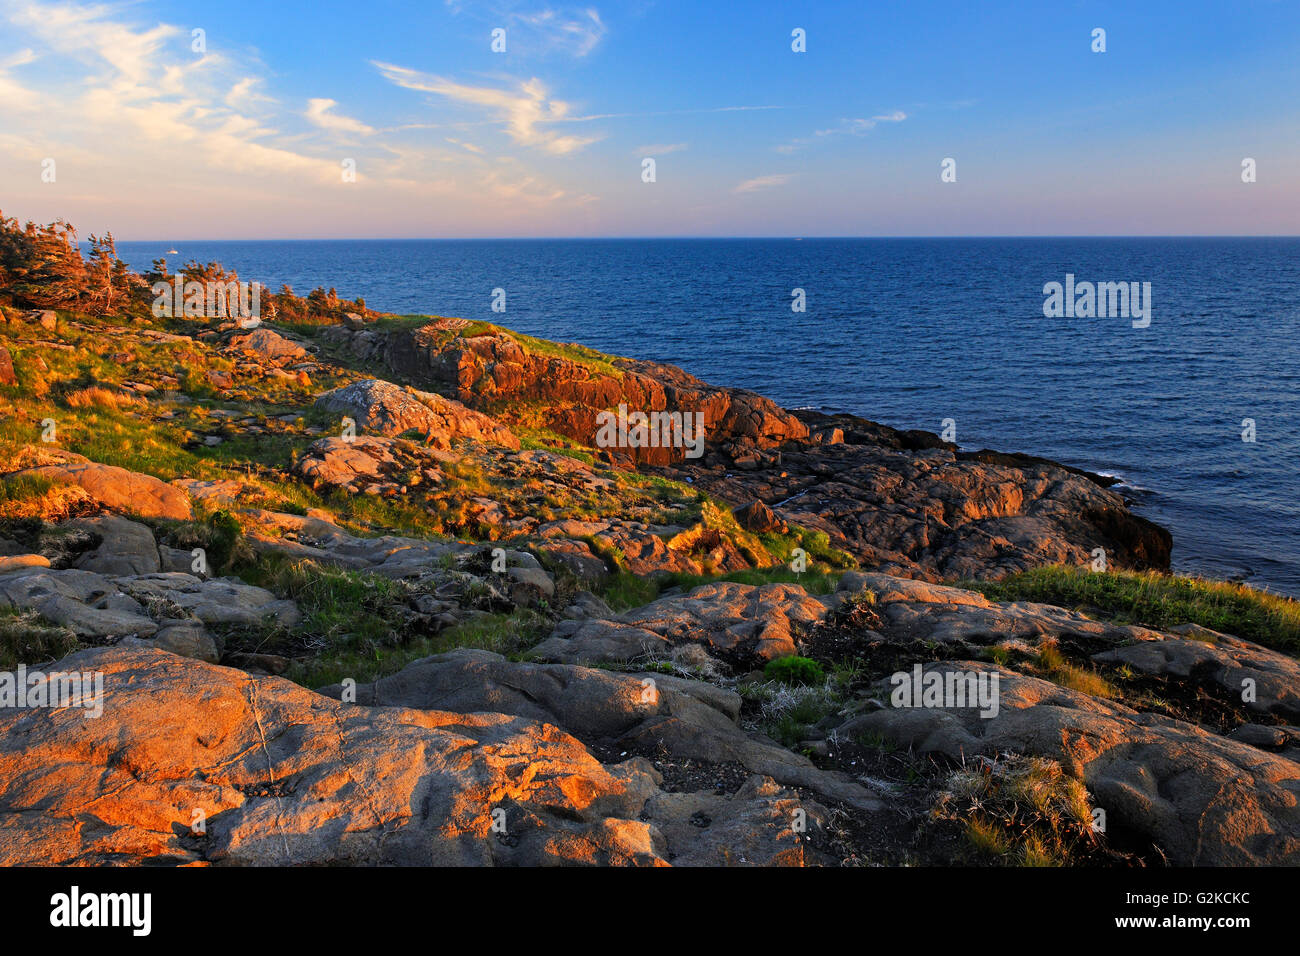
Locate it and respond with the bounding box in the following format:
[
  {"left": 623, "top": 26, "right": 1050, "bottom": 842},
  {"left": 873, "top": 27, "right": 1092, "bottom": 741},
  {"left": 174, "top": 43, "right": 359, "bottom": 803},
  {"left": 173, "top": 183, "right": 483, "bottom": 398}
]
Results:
[{"left": 115, "top": 238, "right": 1300, "bottom": 596}]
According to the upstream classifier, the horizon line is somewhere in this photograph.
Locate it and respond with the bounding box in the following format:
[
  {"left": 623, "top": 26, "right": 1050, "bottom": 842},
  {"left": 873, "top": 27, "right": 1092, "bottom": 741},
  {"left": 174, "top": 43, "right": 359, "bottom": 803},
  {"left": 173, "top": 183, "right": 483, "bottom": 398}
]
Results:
[{"left": 111, "top": 234, "right": 1300, "bottom": 243}]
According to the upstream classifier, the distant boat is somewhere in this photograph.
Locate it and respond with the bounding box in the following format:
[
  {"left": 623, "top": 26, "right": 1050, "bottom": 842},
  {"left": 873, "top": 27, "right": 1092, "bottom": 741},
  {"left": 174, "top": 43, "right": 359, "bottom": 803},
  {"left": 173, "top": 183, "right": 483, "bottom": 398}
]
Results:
[{"left": 167, "top": 248, "right": 179, "bottom": 254}]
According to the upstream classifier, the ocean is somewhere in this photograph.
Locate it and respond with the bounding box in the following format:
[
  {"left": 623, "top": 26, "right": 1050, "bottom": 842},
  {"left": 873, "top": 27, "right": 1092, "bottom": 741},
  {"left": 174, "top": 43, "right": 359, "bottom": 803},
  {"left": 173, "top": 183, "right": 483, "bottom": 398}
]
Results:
[{"left": 114, "top": 237, "right": 1300, "bottom": 596}]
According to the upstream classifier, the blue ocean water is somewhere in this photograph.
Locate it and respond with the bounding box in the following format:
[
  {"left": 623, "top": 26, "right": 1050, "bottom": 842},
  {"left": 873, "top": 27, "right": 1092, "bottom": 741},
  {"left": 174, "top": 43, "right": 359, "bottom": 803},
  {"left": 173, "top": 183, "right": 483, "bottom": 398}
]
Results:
[{"left": 115, "top": 238, "right": 1300, "bottom": 596}]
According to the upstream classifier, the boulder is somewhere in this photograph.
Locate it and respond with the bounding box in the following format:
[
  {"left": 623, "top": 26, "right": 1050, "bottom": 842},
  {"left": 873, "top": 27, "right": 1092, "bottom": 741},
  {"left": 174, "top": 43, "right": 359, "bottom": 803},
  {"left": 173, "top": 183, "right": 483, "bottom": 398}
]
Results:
[
  {"left": 0, "top": 346, "right": 16, "bottom": 387},
  {"left": 65, "top": 515, "right": 161, "bottom": 576},
  {"left": 226, "top": 328, "right": 308, "bottom": 365},
  {"left": 1094, "top": 631, "right": 1300, "bottom": 723},
  {"left": 19, "top": 462, "right": 192, "bottom": 520},
  {"left": 535, "top": 581, "right": 831, "bottom": 670},
  {"left": 0, "top": 568, "right": 158, "bottom": 639},
  {"left": 151, "top": 624, "right": 220, "bottom": 663},
  {"left": 0, "top": 554, "right": 49, "bottom": 575},
  {"left": 315, "top": 379, "right": 518, "bottom": 449},
  {"left": 116, "top": 574, "right": 300, "bottom": 629},
  {"left": 734, "top": 499, "right": 787, "bottom": 534}
]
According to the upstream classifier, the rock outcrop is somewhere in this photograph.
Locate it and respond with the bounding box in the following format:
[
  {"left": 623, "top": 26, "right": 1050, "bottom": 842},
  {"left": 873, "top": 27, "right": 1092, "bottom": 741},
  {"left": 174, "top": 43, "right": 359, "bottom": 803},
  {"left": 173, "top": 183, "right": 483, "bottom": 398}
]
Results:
[
  {"left": 318, "top": 648, "right": 879, "bottom": 811},
  {"left": 0, "top": 647, "right": 848, "bottom": 866},
  {"left": 670, "top": 409, "right": 1172, "bottom": 581},
  {"left": 0, "top": 557, "right": 298, "bottom": 662},
  {"left": 1, "top": 284, "right": 1280, "bottom": 871},
  {"left": 536, "top": 581, "right": 829, "bottom": 671},
  {"left": 844, "top": 662, "right": 1300, "bottom": 865},
  {"left": 225, "top": 328, "right": 309, "bottom": 366},
  {"left": 380, "top": 321, "right": 807, "bottom": 465}
]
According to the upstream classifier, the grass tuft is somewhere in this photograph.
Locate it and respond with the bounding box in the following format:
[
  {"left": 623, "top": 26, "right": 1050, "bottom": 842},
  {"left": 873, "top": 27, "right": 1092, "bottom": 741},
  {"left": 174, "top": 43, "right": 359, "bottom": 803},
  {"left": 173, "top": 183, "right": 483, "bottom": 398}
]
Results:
[{"left": 967, "top": 565, "right": 1300, "bottom": 657}]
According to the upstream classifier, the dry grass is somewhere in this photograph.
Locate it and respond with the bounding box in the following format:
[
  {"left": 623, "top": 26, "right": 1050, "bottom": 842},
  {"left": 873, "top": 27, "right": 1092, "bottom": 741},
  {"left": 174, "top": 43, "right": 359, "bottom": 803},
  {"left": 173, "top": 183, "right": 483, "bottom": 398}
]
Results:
[
  {"left": 1034, "top": 640, "right": 1117, "bottom": 699},
  {"left": 63, "top": 385, "right": 144, "bottom": 410},
  {"left": 935, "top": 754, "right": 1098, "bottom": 866}
]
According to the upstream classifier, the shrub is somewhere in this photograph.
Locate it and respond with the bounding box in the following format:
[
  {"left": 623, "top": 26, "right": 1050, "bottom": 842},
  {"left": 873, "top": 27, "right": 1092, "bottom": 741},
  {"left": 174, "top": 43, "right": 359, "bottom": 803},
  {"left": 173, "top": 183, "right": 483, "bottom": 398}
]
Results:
[
  {"left": 163, "top": 509, "right": 248, "bottom": 575},
  {"left": 763, "top": 654, "right": 826, "bottom": 686}
]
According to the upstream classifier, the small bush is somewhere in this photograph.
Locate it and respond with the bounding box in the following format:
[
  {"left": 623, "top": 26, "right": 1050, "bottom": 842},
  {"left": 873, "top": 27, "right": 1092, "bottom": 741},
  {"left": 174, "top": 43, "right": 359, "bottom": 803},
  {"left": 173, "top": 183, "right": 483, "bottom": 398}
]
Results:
[
  {"left": 164, "top": 509, "right": 248, "bottom": 574},
  {"left": 764, "top": 655, "right": 826, "bottom": 686}
]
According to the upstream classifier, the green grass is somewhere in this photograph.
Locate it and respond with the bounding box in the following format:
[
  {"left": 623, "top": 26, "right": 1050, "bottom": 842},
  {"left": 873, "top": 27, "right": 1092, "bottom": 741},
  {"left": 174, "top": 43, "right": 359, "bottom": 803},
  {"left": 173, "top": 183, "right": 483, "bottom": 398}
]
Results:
[
  {"left": 516, "top": 430, "right": 597, "bottom": 464},
  {"left": 289, "top": 609, "right": 551, "bottom": 688},
  {"left": 488, "top": 323, "right": 626, "bottom": 380},
  {"left": 967, "top": 565, "right": 1300, "bottom": 656},
  {"left": 666, "top": 565, "right": 843, "bottom": 595},
  {"left": 229, "top": 555, "right": 551, "bottom": 687},
  {"left": 760, "top": 524, "right": 857, "bottom": 571},
  {"left": 598, "top": 570, "right": 662, "bottom": 610},
  {"left": 0, "top": 473, "right": 55, "bottom": 505},
  {"left": 763, "top": 655, "right": 826, "bottom": 687},
  {"left": 597, "top": 564, "right": 845, "bottom": 612}
]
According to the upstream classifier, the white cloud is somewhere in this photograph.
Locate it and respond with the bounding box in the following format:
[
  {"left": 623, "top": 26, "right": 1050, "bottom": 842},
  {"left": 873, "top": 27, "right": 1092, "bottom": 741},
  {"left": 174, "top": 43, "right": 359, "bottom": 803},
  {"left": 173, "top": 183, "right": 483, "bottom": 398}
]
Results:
[
  {"left": 225, "top": 77, "right": 274, "bottom": 111},
  {"left": 374, "top": 61, "right": 600, "bottom": 154},
  {"left": 815, "top": 112, "right": 906, "bottom": 136},
  {"left": 446, "top": 138, "right": 484, "bottom": 153},
  {"left": 0, "top": 0, "right": 340, "bottom": 185},
  {"left": 305, "top": 98, "right": 376, "bottom": 136},
  {"left": 733, "top": 174, "right": 793, "bottom": 194},
  {"left": 0, "top": 47, "right": 37, "bottom": 69}
]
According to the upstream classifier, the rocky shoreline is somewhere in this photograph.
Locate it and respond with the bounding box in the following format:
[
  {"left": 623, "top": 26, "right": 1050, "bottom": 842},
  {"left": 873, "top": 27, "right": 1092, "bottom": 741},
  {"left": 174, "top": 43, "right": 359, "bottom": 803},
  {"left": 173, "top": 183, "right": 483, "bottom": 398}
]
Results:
[{"left": 1, "top": 293, "right": 1296, "bottom": 867}]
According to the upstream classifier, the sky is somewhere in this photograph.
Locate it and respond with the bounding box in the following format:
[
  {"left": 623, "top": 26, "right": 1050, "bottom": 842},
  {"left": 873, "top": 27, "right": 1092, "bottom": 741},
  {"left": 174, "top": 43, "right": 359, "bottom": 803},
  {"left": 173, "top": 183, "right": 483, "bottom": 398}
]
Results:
[{"left": 1, "top": 0, "right": 1298, "bottom": 238}]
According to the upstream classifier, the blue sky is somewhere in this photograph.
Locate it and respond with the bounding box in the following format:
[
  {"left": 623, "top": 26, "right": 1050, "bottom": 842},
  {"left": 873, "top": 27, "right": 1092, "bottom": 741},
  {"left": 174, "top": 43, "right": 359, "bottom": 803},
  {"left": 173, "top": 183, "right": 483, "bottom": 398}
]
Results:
[{"left": 1, "top": 0, "right": 1298, "bottom": 237}]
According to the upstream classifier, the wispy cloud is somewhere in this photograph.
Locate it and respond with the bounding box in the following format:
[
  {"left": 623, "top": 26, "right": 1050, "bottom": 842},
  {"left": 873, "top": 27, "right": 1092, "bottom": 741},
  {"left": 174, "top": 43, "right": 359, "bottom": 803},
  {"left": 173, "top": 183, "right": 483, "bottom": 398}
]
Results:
[
  {"left": 0, "top": 48, "right": 37, "bottom": 69},
  {"left": 733, "top": 174, "right": 794, "bottom": 194},
  {"left": 0, "top": 0, "right": 341, "bottom": 184},
  {"left": 576, "top": 104, "right": 780, "bottom": 122},
  {"left": 445, "top": 2, "right": 607, "bottom": 58},
  {"left": 225, "top": 77, "right": 274, "bottom": 111},
  {"left": 305, "top": 98, "right": 375, "bottom": 136},
  {"left": 776, "top": 111, "right": 907, "bottom": 153},
  {"left": 374, "top": 61, "right": 600, "bottom": 154},
  {"left": 512, "top": 7, "right": 606, "bottom": 57}
]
